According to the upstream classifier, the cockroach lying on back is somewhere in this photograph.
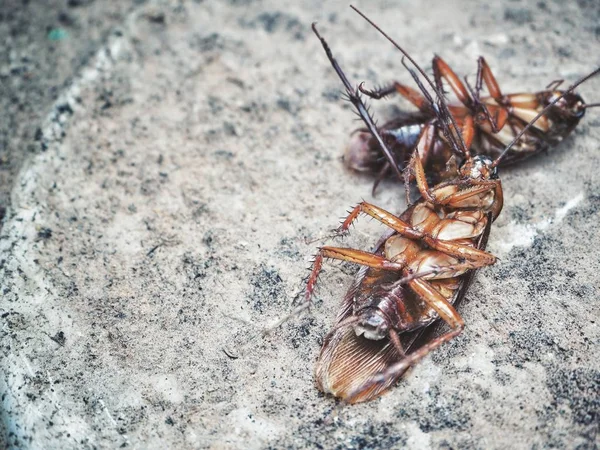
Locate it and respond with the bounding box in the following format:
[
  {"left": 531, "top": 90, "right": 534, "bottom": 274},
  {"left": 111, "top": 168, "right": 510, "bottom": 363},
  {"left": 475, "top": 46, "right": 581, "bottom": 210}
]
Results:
[
  {"left": 342, "top": 25, "right": 597, "bottom": 194},
  {"left": 302, "top": 8, "right": 599, "bottom": 403}
]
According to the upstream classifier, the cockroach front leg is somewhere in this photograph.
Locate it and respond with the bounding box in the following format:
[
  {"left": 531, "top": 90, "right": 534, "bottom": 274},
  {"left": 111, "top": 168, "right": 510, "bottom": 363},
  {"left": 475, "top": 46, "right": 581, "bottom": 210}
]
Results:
[
  {"left": 346, "top": 277, "right": 465, "bottom": 403},
  {"left": 304, "top": 247, "right": 404, "bottom": 305},
  {"left": 407, "top": 148, "right": 439, "bottom": 204}
]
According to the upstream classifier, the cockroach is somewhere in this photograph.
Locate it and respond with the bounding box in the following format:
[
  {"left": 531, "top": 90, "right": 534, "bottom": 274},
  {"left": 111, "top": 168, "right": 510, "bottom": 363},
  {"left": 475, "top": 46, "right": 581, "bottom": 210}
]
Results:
[
  {"left": 307, "top": 11, "right": 599, "bottom": 403},
  {"left": 343, "top": 33, "right": 596, "bottom": 193}
]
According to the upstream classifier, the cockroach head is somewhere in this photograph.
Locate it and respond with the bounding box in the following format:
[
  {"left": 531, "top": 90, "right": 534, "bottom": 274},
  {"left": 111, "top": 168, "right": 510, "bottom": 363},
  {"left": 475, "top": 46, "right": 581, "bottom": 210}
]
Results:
[
  {"left": 460, "top": 155, "right": 498, "bottom": 180},
  {"left": 548, "top": 91, "right": 586, "bottom": 119},
  {"left": 354, "top": 311, "right": 389, "bottom": 340}
]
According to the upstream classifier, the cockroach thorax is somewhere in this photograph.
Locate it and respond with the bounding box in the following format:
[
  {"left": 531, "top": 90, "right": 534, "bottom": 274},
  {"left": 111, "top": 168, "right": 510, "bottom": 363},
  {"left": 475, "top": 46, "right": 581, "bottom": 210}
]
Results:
[{"left": 460, "top": 155, "right": 498, "bottom": 180}]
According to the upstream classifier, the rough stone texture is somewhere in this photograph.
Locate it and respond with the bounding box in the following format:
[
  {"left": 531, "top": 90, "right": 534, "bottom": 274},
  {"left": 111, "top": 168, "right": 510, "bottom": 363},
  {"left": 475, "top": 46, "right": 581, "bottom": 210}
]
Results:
[{"left": 1, "top": 1, "right": 599, "bottom": 449}]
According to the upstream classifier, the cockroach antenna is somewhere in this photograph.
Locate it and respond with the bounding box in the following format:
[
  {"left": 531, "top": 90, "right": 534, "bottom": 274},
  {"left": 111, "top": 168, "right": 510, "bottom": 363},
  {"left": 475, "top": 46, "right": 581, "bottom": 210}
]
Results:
[
  {"left": 349, "top": 5, "right": 470, "bottom": 157},
  {"left": 312, "top": 23, "right": 405, "bottom": 182},
  {"left": 491, "top": 67, "right": 600, "bottom": 167}
]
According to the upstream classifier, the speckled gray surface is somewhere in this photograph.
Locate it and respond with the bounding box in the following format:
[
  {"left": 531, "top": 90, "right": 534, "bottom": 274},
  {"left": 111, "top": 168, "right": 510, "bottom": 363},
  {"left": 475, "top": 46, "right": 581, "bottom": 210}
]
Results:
[{"left": 1, "top": 1, "right": 599, "bottom": 449}]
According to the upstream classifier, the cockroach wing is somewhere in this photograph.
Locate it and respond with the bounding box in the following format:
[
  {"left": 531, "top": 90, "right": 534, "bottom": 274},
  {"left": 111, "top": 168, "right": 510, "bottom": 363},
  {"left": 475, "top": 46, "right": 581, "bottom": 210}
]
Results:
[{"left": 315, "top": 326, "right": 402, "bottom": 403}]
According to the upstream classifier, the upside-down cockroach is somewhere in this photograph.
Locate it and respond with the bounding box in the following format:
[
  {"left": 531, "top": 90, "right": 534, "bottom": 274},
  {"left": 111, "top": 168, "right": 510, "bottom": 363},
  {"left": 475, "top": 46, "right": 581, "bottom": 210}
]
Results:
[
  {"left": 343, "top": 27, "right": 595, "bottom": 193},
  {"left": 306, "top": 11, "right": 599, "bottom": 403}
]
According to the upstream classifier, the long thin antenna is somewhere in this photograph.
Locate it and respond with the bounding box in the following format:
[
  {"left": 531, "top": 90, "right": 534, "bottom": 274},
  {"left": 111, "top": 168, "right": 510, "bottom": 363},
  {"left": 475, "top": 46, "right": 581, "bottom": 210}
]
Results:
[
  {"left": 312, "top": 23, "right": 405, "bottom": 182},
  {"left": 491, "top": 67, "right": 600, "bottom": 167},
  {"left": 350, "top": 5, "right": 469, "bottom": 155}
]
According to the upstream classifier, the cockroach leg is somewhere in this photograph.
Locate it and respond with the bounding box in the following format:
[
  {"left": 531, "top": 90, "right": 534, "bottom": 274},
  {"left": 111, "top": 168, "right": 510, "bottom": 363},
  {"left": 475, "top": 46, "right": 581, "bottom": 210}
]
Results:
[
  {"left": 357, "top": 82, "right": 398, "bottom": 100},
  {"left": 335, "top": 201, "right": 421, "bottom": 239},
  {"left": 407, "top": 150, "right": 438, "bottom": 204},
  {"left": 371, "top": 162, "right": 390, "bottom": 196},
  {"left": 478, "top": 56, "right": 503, "bottom": 101},
  {"left": 388, "top": 329, "right": 406, "bottom": 358},
  {"left": 423, "top": 238, "right": 496, "bottom": 267},
  {"left": 304, "top": 246, "right": 404, "bottom": 303},
  {"left": 359, "top": 80, "right": 433, "bottom": 112},
  {"left": 546, "top": 79, "right": 564, "bottom": 90},
  {"left": 346, "top": 277, "right": 466, "bottom": 403},
  {"left": 312, "top": 23, "right": 405, "bottom": 182},
  {"left": 333, "top": 200, "right": 496, "bottom": 266},
  {"left": 432, "top": 56, "right": 471, "bottom": 105}
]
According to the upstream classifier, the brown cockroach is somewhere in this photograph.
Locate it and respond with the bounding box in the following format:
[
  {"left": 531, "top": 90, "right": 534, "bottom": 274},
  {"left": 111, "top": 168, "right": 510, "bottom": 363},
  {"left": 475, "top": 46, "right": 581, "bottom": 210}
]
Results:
[
  {"left": 343, "top": 31, "right": 595, "bottom": 192},
  {"left": 307, "top": 12, "right": 599, "bottom": 403}
]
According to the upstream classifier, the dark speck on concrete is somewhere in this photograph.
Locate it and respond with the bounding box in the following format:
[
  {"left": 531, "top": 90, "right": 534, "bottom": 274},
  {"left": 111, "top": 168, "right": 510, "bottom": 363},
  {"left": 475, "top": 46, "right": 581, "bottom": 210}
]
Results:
[
  {"left": 191, "top": 32, "right": 226, "bottom": 53},
  {"left": 277, "top": 237, "right": 301, "bottom": 260},
  {"left": 404, "top": 387, "right": 472, "bottom": 433},
  {"left": 36, "top": 227, "right": 53, "bottom": 240},
  {"left": 556, "top": 46, "right": 572, "bottom": 58},
  {"left": 504, "top": 8, "right": 533, "bottom": 24},
  {"left": 277, "top": 97, "right": 300, "bottom": 115},
  {"left": 321, "top": 88, "right": 341, "bottom": 102},
  {"left": 287, "top": 318, "right": 315, "bottom": 349},
  {"left": 544, "top": 368, "right": 599, "bottom": 438},
  {"left": 49, "top": 331, "right": 66, "bottom": 346},
  {"left": 507, "top": 329, "right": 559, "bottom": 365},
  {"left": 344, "top": 422, "right": 408, "bottom": 450},
  {"left": 213, "top": 149, "right": 235, "bottom": 159},
  {"left": 239, "top": 12, "right": 305, "bottom": 40},
  {"left": 247, "top": 264, "right": 285, "bottom": 313}
]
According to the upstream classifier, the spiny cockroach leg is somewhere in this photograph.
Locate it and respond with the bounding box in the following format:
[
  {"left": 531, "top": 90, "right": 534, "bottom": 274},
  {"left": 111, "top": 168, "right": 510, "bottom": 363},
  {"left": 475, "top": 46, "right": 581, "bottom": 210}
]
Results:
[
  {"left": 407, "top": 150, "right": 438, "bottom": 203},
  {"left": 303, "top": 242, "right": 496, "bottom": 307},
  {"left": 346, "top": 277, "right": 466, "bottom": 403},
  {"left": 359, "top": 80, "right": 433, "bottom": 112},
  {"left": 335, "top": 201, "right": 421, "bottom": 239},
  {"left": 333, "top": 200, "right": 497, "bottom": 263},
  {"left": 312, "top": 23, "right": 404, "bottom": 182},
  {"left": 304, "top": 247, "right": 404, "bottom": 303},
  {"left": 357, "top": 83, "right": 398, "bottom": 100}
]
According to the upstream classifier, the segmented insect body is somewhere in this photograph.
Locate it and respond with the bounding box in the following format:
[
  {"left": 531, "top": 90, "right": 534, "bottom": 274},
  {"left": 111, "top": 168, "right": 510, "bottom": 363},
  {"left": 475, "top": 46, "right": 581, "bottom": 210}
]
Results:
[
  {"left": 315, "top": 198, "right": 495, "bottom": 402},
  {"left": 346, "top": 56, "right": 588, "bottom": 186},
  {"left": 310, "top": 22, "right": 503, "bottom": 403},
  {"left": 308, "top": 11, "right": 599, "bottom": 403}
]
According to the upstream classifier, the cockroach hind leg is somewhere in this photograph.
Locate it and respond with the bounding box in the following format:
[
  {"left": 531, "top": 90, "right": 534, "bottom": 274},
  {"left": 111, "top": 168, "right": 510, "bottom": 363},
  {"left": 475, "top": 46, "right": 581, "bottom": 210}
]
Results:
[{"left": 261, "top": 302, "right": 312, "bottom": 336}]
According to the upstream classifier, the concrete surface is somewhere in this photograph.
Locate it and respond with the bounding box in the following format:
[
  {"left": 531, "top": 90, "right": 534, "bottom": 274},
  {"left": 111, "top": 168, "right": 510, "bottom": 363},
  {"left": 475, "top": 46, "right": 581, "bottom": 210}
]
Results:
[{"left": 1, "top": 0, "right": 599, "bottom": 449}]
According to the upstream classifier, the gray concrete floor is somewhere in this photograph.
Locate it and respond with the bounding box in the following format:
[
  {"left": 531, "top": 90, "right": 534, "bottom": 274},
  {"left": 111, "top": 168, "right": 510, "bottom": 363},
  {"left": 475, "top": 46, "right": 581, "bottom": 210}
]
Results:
[{"left": 1, "top": 0, "right": 599, "bottom": 448}]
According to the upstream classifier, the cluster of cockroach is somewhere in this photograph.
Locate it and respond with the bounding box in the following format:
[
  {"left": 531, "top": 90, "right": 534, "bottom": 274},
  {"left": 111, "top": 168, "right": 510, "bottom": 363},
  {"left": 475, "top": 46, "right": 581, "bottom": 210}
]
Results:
[{"left": 269, "top": 6, "right": 598, "bottom": 404}]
